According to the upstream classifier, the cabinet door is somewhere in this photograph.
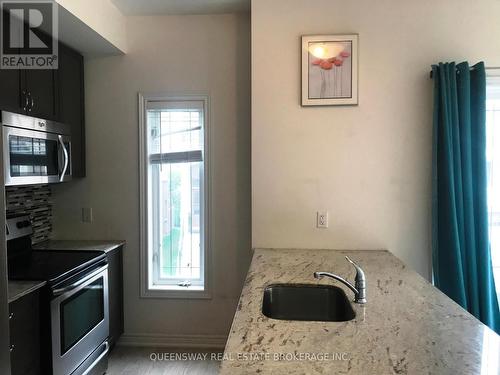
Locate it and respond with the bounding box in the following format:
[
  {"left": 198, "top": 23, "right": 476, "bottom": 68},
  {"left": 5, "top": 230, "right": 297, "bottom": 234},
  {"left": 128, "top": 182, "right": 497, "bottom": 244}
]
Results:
[
  {"left": 0, "top": 11, "right": 23, "bottom": 114},
  {"left": 9, "top": 291, "right": 41, "bottom": 375},
  {"left": 107, "top": 246, "right": 124, "bottom": 349},
  {"left": 0, "top": 67, "right": 24, "bottom": 114},
  {"left": 58, "top": 43, "right": 85, "bottom": 177},
  {"left": 24, "top": 68, "right": 58, "bottom": 120}
]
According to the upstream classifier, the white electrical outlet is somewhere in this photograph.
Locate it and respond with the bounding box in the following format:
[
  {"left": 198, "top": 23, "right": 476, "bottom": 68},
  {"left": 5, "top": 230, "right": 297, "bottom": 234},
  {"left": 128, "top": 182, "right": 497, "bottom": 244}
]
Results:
[
  {"left": 317, "top": 211, "right": 328, "bottom": 228},
  {"left": 82, "top": 207, "right": 93, "bottom": 223}
]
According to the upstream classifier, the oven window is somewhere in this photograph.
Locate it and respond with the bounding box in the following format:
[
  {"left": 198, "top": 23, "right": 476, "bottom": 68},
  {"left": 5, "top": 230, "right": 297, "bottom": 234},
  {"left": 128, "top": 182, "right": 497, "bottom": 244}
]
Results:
[
  {"left": 9, "top": 135, "right": 58, "bottom": 177},
  {"left": 60, "top": 278, "right": 104, "bottom": 354}
]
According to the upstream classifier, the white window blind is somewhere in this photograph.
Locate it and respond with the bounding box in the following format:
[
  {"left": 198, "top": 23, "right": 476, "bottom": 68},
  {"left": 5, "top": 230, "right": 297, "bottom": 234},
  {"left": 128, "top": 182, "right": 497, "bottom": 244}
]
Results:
[{"left": 486, "top": 73, "right": 500, "bottom": 302}]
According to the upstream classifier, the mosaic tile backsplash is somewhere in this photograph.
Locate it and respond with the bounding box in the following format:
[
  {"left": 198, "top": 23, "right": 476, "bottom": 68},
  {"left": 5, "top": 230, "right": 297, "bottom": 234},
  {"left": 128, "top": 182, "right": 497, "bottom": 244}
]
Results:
[{"left": 6, "top": 184, "right": 52, "bottom": 244}]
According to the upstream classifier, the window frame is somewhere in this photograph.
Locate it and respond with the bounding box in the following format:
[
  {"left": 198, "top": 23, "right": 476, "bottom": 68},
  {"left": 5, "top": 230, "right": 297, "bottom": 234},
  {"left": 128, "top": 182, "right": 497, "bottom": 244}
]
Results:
[{"left": 139, "top": 93, "right": 212, "bottom": 299}]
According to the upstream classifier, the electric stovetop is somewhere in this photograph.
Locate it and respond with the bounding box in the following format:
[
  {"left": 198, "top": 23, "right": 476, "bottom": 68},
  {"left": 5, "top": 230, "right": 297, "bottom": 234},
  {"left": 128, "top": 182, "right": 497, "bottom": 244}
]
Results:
[
  {"left": 8, "top": 250, "right": 107, "bottom": 285},
  {"left": 6, "top": 215, "right": 107, "bottom": 286}
]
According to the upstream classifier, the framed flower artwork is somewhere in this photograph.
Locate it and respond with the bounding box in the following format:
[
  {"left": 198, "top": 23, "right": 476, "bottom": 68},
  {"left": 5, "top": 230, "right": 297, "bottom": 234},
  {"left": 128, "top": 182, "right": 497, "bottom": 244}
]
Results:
[{"left": 301, "top": 34, "right": 358, "bottom": 106}]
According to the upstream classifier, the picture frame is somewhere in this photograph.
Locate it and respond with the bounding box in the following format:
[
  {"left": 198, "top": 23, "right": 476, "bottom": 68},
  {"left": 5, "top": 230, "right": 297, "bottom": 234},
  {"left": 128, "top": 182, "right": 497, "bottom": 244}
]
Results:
[{"left": 301, "top": 34, "right": 358, "bottom": 106}]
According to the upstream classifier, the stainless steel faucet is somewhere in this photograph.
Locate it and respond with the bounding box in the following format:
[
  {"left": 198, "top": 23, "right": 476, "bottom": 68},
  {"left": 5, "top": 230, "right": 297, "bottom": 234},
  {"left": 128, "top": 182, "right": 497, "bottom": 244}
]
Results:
[{"left": 314, "top": 256, "right": 366, "bottom": 304}]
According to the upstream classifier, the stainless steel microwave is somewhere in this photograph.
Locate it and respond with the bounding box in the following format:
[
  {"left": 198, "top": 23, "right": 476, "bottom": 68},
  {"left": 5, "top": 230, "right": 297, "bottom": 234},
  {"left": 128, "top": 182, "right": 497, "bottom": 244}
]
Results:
[{"left": 2, "top": 111, "right": 72, "bottom": 186}]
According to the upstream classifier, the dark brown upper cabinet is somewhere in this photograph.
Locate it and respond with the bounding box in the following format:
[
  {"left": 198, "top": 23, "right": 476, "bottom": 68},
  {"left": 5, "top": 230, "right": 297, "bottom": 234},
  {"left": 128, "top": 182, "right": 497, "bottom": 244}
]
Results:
[
  {"left": 21, "top": 68, "right": 59, "bottom": 120},
  {"left": 0, "top": 9, "right": 57, "bottom": 120},
  {"left": 0, "top": 53, "right": 58, "bottom": 120},
  {"left": 0, "top": 41, "right": 86, "bottom": 178},
  {"left": 0, "top": 50, "right": 23, "bottom": 114},
  {"left": 58, "top": 43, "right": 85, "bottom": 177}
]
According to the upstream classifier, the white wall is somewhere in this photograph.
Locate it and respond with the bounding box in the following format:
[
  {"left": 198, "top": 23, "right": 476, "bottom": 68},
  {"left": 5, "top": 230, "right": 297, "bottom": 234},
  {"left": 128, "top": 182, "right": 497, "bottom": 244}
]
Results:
[
  {"left": 56, "top": 0, "right": 127, "bottom": 53},
  {"left": 52, "top": 13, "right": 251, "bottom": 341},
  {"left": 252, "top": 0, "right": 500, "bottom": 278}
]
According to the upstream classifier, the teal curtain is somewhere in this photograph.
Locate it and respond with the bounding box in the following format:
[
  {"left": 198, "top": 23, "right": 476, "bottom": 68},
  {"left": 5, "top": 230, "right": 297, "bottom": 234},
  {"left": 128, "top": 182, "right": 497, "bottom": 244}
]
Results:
[{"left": 432, "top": 61, "right": 500, "bottom": 334}]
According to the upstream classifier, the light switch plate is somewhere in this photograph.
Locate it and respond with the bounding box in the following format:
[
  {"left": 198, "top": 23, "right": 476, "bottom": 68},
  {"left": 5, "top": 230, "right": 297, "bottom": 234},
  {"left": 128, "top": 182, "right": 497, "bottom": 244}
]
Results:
[{"left": 317, "top": 211, "right": 328, "bottom": 228}]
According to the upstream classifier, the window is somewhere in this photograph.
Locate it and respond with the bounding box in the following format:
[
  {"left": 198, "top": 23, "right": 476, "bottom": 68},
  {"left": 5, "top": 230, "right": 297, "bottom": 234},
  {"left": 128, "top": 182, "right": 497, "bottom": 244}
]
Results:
[
  {"left": 486, "top": 72, "right": 500, "bottom": 302},
  {"left": 139, "top": 94, "right": 210, "bottom": 298}
]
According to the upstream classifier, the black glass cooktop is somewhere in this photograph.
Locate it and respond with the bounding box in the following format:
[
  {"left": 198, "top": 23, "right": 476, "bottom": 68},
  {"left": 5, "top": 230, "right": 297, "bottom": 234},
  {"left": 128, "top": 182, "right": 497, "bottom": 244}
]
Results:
[{"left": 8, "top": 250, "right": 106, "bottom": 285}]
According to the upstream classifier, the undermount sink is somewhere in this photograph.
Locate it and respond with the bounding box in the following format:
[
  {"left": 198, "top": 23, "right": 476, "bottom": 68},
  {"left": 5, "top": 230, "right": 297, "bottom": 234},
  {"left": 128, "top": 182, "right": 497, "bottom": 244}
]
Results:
[{"left": 262, "top": 284, "right": 355, "bottom": 322}]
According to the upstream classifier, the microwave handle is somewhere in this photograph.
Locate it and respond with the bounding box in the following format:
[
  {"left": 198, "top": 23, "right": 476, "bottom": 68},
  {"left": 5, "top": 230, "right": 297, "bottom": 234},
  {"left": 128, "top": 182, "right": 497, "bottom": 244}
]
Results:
[{"left": 58, "top": 135, "right": 69, "bottom": 182}]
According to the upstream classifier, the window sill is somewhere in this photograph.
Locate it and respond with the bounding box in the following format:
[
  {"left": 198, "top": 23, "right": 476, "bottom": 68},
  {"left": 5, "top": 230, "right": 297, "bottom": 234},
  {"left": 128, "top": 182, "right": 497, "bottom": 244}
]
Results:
[{"left": 141, "top": 285, "right": 211, "bottom": 299}]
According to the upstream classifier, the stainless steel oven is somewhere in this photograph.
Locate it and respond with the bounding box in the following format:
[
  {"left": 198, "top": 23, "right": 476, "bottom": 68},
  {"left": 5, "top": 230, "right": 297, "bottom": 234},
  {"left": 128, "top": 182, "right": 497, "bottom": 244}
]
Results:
[
  {"left": 2, "top": 111, "right": 72, "bottom": 186},
  {"left": 51, "top": 264, "right": 109, "bottom": 375}
]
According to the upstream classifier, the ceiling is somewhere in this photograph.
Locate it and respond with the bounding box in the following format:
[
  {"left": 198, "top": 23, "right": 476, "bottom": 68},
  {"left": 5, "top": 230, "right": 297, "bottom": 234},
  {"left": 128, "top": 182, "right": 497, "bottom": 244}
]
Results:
[{"left": 111, "top": 0, "right": 250, "bottom": 15}]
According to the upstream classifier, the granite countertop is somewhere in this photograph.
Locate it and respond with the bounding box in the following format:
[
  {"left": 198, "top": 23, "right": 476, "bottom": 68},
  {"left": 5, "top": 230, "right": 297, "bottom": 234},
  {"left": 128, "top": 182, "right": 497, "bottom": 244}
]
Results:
[
  {"left": 220, "top": 248, "right": 500, "bottom": 374},
  {"left": 8, "top": 280, "right": 46, "bottom": 303},
  {"left": 33, "top": 240, "right": 125, "bottom": 253}
]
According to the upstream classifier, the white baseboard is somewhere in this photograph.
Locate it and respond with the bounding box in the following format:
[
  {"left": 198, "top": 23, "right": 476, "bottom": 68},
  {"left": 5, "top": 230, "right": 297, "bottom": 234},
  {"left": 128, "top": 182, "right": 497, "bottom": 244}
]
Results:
[{"left": 117, "top": 333, "right": 227, "bottom": 350}]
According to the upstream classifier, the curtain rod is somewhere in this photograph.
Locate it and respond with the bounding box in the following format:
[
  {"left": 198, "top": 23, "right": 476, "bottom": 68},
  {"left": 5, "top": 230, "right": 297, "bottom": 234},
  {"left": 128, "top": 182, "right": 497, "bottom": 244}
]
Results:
[{"left": 429, "top": 66, "right": 500, "bottom": 79}]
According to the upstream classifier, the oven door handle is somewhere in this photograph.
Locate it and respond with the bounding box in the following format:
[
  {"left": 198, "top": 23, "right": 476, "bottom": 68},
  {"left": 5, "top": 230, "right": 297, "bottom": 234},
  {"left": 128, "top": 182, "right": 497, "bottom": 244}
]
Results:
[
  {"left": 58, "top": 135, "right": 69, "bottom": 182},
  {"left": 52, "top": 264, "right": 108, "bottom": 297},
  {"left": 82, "top": 341, "right": 109, "bottom": 375}
]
